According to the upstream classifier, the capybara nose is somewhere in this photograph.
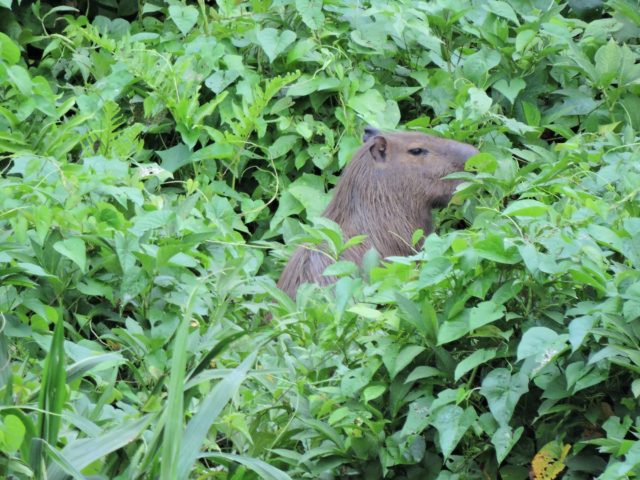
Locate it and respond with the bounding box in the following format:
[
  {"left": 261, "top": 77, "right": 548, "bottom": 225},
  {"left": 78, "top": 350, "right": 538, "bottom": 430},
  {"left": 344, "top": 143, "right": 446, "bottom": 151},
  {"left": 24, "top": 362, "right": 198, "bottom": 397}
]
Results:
[{"left": 449, "top": 141, "right": 479, "bottom": 168}]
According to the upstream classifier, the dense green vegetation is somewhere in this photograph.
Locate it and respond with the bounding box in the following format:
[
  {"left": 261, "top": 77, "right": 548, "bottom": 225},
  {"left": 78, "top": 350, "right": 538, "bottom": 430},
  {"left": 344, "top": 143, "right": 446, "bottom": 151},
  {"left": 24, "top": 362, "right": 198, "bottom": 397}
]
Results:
[{"left": 1, "top": 0, "right": 640, "bottom": 478}]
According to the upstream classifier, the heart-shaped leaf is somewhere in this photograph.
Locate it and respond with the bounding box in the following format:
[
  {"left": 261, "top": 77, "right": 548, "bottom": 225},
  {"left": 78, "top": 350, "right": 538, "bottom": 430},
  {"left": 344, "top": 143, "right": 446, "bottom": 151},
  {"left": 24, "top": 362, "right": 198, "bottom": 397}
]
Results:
[
  {"left": 168, "top": 5, "right": 198, "bottom": 36},
  {"left": 493, "top": 78, "right": 526, "bottom": 104},
  {"left": 257, "top": 28, "right": 297, "bottom": 63}
]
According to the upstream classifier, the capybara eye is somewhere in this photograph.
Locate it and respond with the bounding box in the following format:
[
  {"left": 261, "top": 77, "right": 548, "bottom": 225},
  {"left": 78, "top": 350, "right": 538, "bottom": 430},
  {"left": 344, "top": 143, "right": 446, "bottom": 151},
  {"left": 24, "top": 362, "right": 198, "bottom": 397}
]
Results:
[{"left": 408, "top": 148, "right": 428, "bottom": 156}]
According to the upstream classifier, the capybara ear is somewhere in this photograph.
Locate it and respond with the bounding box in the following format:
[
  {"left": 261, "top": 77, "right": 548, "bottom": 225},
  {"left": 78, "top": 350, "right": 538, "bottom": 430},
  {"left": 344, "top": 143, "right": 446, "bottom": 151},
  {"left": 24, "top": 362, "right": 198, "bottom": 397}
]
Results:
[
  {"left": 363, "top": 126, "right": 380, "bottom": 142},
  {"left": 369, "top": 135, "right": 387, "bottom": 162}
]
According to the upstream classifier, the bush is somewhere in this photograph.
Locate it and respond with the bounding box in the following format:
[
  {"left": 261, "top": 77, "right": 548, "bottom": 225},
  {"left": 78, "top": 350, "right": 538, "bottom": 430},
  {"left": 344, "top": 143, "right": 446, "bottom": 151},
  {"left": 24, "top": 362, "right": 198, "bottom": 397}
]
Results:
[{"left": 1, "top": 0, "right": 640, "bottom": 478}]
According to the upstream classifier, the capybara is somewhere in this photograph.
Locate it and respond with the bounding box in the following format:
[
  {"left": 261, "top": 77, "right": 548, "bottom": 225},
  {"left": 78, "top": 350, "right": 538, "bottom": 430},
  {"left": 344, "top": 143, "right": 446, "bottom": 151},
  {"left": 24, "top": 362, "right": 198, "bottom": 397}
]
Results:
[{"left": 277, "top": 127, "right": 479, "bottom": 298}]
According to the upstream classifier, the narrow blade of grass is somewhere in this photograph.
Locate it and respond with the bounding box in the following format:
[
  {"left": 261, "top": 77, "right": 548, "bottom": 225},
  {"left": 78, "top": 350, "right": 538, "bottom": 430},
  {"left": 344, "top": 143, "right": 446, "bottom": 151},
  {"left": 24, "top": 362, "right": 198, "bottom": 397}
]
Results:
[
  {"left": 32, "top": 317, "right": 66, "bottom": 476},
  {"left": 200, "top": 452, "right": 292, "bottom": 480},
  {"left": 47, "top": 415, "right": 154, "bottom": 480},
  {"left": 160, "top": 314, "right": 189, "bottom": 480},
  {"left": 176, "top": 350, "right": 258, "bottom": 479}
]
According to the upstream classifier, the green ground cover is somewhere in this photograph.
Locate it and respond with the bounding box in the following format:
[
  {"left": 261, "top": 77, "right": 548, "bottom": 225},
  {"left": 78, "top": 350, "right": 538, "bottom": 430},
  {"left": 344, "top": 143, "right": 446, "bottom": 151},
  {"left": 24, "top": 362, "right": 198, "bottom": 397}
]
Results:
[{"left": 1, "top": 0, "right": 640, "bottom": 478}]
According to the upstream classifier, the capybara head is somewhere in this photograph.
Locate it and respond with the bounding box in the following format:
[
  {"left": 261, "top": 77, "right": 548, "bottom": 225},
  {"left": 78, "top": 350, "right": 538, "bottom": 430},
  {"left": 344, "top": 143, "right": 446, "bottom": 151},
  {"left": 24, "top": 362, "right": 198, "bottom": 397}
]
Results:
[
  {"left": 276, "top": 127, "right": 478, "bottom": 298},
  {"left": 323, "top": 128, "right": 479, "bottom": 256},
  {"left": 358, "top": 126, "right": 478, "bottom": 208}
]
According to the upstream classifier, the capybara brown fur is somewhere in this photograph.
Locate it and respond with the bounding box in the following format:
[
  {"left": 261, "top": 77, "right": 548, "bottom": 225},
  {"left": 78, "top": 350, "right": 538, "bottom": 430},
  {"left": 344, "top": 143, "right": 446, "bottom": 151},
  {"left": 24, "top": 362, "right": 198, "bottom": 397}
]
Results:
[{"left": 277, "top": 127, "right": 479, "bottom": 298}]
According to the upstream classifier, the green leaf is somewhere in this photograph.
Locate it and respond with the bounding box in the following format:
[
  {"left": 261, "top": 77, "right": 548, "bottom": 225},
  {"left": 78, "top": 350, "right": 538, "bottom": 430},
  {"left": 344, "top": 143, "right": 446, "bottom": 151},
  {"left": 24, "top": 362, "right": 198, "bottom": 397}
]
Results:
[
  {"left": 405, "top": 366, "right": 445, "bottom": 383},
  {"left": 432, "top": 405, "right": 476, "bottom": 460},
  {"left": 347, "top": 304, "right": 382, "bottom": 320},
  {"left": 438, "top": 302, "right": 504, "bottom": 345},
  {"left": 268, "top": 135, "right": 299, "bottom": 159},
  {"left": 36, "top": 319, "right": 66, "bottom": 474},
  {"left": 385, "top": 345, "right": 426, "bottom": 380},
  {"left": 454, "top": 348, "right": 498, "bottom": 381},
  {"left": 287, "top": 174, "right": 330, "bottom": 219},
  {"left": 168, "top": 5, "right": 199, "bottom": 36},
  {"left": 66, "top": 353, "right": 124, "bottom": 383},
  {"left": 129, "top": 210, "right": 175, "bottom": 236},
  {"left": 632, "top": 379, "right": 640, "bottom": 398},
  {"left": 484, "top": 0, "right": 520, "bottom": 24},
  {"left": 517, "top": 327, "right": 568, "bottom": 377},
  {"left": 7, "top": 65, "right": 33, "bottom": 95},
  {"left": 205, "top": 70, "right": 241, "bottom": 94},
  {"left": 363, "top": 384, "right": 386, "bottom": 402},
  {"left": 469, "top": 301, "right": 505, "bottom": 330},
  {"left": 594, "top": 39, "right": 622, "bottom": 85},
  {"left": 47, "top": 416, "right": 154, "bottom": 480},
  {"left": 1, "top": 415, "right": 25, "bottom": 453},
  {"left": 395, "top": 293, "right": 429, "bottom": 338},
  {"left": 466, "top": 87, "right": 492, "bottom": 118},
  {"left": 323, "top": 260, "right": 358, "bottom": 277},
  {"left": 517, "top": 327, "right": 559, "bottom": 361},
  {"left": 568, "top": 316, "right": 596, "bottom": 352},
  {"left": 437, "top": 317, "right": 469, "bottom": 345},
  {"left": 0, "top": 32, "right": 20, "bottom": 64},
  {"left": 503, "top": 200, "right": 549, "bottom": 217},
  {"left": 199, "top": 452, "right": 292, "bottom": 480},
  {"left": 161, "top": 315, "right": 190, "bottom": 480},
  {"left": 16, "top": 262, "right": 56, "bottom": 278},
  {"left": 192, "top": 142, "right": 234, "bottom": 163},
  {"left": 157, "top": 144, "right": 191, "bottom": 173},
  {"left": 348, "top": 89, "right": 401, "bottom": 129},
  {"left": 493, "top": 78, "right": 525, "bottom": 104},
  {"left": 177, "top": 351, "right": 258, "bottom": 478},
  {"left": 466, "top": 152, "right": 497, "bottom": 173},
  {"left": 492, "top": 426, "right": 524, "bottom": 464},
  {"left": 295, "top": 0, "right": 325, "bottom": 30},
  {"left": 53, "top": 238, "right": 86, "bottom": 273},
  {"left": 480, "top": 369, "right": 529, "bottom": 427},
  {"left": 257, "top": 28, "right": 297, "bottom": 63},
  {"left": 417, "top": 257, "right": 453, "bottom": 287}
]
